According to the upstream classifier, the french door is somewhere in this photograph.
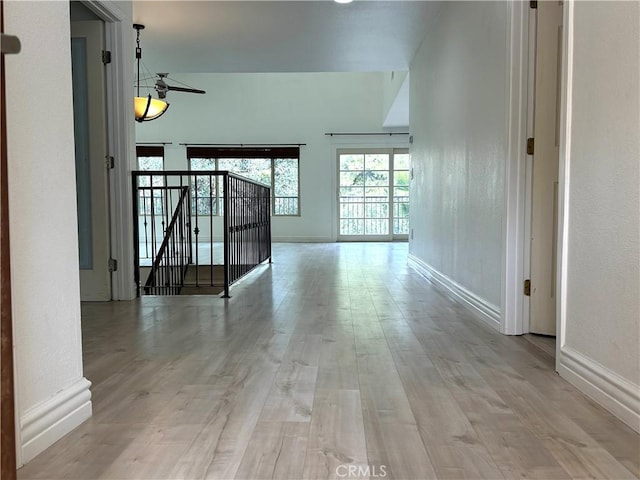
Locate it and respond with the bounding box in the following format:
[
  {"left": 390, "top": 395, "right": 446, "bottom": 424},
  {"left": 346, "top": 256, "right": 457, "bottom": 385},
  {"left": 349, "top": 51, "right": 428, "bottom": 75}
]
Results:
[{"left": 337, "top": 148, "right": 410, "bottom": 241}]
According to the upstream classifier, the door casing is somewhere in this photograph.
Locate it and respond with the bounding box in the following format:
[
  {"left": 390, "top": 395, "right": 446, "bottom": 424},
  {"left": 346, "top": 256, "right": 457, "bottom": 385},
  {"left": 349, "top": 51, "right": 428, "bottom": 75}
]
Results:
[
  {"left": 71, "top": 19, "right": 112, "bottom": 301},
  {"left": 528, "top": 0, "right": 563, "bottom": 336}
]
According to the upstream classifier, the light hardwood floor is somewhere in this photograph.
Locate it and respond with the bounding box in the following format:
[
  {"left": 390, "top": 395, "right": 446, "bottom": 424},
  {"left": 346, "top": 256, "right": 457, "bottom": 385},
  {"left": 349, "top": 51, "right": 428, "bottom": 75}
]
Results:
[{"left": 18, "top": 243, "right": 639, "bottom": 480}]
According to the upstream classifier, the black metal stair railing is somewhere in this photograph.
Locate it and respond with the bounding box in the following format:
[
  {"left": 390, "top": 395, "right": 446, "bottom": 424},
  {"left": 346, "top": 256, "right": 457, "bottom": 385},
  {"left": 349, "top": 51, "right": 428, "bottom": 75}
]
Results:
[
  {"left": 140, "top": 185, "right": 190, "bottom": 295},
  {"left": 223, "top": 173, "right": 272, "bottom": 297},
  {"left": 132, "top": 170, "right": 272, "bottom": 297}
]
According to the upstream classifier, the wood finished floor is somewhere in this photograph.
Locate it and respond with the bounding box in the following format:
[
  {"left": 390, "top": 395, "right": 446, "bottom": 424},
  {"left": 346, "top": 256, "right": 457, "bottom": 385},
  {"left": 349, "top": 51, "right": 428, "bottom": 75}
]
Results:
[{"left": 18, "top": 243, "right": 639, "bottom": 480}]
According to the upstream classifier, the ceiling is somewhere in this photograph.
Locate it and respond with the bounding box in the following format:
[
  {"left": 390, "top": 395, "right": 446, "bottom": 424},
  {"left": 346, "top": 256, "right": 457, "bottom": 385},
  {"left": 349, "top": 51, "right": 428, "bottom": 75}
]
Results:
[{"left": 132, "top": 1, "right": 442, "bottom": 74}]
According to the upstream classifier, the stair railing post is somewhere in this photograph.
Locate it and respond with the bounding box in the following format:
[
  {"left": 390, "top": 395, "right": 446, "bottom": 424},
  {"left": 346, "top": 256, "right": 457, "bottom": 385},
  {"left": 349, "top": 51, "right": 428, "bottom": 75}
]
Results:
[
  {"left": 223, "top": 172, "right": 230, "bottom": 298},
  {"left": 132, "top": 172, "right": 140, "bottom": 297}
]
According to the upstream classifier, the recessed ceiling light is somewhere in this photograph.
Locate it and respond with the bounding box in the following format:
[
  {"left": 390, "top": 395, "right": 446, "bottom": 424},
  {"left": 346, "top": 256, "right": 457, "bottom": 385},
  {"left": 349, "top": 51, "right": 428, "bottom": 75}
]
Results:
[{"left": 335, "top": 0, "right": 353, "bottom": 4}]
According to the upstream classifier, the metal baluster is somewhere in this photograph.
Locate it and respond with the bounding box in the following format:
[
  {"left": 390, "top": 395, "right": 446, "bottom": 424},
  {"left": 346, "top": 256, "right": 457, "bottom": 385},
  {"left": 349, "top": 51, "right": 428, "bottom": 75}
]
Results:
[{"left": 149, "top": 174, "right": 157, "bottom": 279}]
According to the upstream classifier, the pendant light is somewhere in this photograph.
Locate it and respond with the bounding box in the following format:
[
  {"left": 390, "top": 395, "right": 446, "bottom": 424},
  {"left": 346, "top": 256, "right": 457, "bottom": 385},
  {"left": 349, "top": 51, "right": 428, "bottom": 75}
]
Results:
[{"left": 133, "top": 24, "right": 168, "bottom": 122}]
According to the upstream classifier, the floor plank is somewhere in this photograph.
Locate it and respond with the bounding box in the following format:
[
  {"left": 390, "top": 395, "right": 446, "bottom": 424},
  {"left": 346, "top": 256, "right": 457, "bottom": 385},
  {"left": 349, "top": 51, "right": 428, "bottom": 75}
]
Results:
[{"left": 16, "top": 243, "right": 639, "bottom": 480}]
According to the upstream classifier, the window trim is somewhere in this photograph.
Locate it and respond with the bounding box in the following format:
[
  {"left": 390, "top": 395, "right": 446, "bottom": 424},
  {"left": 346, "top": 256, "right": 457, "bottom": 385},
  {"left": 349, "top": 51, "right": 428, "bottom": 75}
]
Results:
[{"left": 336, "top": 147, "right": 410, "bottom": 241}]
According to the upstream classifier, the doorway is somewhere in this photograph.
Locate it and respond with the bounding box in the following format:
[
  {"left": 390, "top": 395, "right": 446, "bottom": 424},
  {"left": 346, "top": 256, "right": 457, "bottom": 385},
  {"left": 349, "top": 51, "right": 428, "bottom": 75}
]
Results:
[
  {"left": 528, "top": 1, "right": 563, "bottom": 335},
  {"left": 337, "top": 148, "right": 410, "bottom": 241},
  {"left": 70, "top": 7, "right": 112, "bottom": 301}
]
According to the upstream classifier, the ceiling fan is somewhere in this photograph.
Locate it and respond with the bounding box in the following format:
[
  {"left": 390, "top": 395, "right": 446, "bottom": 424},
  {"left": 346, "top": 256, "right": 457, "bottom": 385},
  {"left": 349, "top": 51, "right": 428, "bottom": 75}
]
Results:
[
  {"left": 133, "top": 23, "right": 206, "bottom": 122},
  {"left": 153, "top": 73, "right": 206, "bottom": 100}
]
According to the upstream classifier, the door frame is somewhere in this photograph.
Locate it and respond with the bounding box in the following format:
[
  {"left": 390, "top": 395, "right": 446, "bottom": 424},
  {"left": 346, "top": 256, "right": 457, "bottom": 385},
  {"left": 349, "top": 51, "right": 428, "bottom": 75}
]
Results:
[
  {"left": 527, "top": 0, "right": 563, "bottom": 336},
  {"left": 81, "top": 1, "right": 135, "bottom": 301},
  {"left": 502, "top": 0, "right": 571, "bottom": 369},
  {"left": 1, "top": 0, "right": 18, "bottom": 476},
  {"left": 336, "top": 147, "right": 410, "bottom": 242},
  {"left": 71, "top": 19, "right": 112, "bottom": 301},
  {"left": 501, "top": 0, "right": 532, "bottom": 335}
]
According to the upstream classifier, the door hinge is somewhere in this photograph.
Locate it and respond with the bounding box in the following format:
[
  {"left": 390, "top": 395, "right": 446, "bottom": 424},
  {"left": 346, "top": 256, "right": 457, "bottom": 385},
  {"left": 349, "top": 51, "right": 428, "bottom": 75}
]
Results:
[
  {"left": 105, "top": 156, "right": 114, "bottom": 169},
  {"left": 102, "top": 50, "right": 112, "bottom": 64},
  {"left": 527, "top": 138, "right": 535, "bottom": 155},
  {"left": 108, "top": 258, "right": 118, "bottom": 273},
  {"left": 530, "top": 1, "right": 538, "bottom": 9},
  {"left": 524, "top": 279, "right": 531, "bottom": 296}
]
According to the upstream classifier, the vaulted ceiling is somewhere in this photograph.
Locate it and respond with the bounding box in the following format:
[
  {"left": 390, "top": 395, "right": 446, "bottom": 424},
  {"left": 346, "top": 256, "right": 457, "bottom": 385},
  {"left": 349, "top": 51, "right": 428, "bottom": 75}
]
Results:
[{"left": 132, "top": 1, "right": 441, "bottom": 74}]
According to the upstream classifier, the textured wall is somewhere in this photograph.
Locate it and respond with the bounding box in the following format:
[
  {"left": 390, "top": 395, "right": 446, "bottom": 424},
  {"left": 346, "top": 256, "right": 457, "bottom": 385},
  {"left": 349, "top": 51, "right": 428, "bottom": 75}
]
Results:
[
  {"left": 5, "top": 0, "right": 85, "bottom": 414},
  {"left": 563, "top": 1, "right": 640, "bottom": 385},
  {"left": 408, "top": 2, "right": 508, "bottom": 307},
  {"left": 136, "top": 72, "right": 405, "bottom": 241}
]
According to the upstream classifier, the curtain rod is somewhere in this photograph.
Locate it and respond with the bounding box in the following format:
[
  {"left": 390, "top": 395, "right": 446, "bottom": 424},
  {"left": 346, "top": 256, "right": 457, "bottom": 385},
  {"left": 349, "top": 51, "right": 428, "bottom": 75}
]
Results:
[
  {"left": 136, "top": 142, "right": 173, "bottom": 145},
  {"left": 179, "top": 143, "right": 306, "bottom": 147},
  {"left": 324, "top": 132, "right": 409, "bottom": 137}
]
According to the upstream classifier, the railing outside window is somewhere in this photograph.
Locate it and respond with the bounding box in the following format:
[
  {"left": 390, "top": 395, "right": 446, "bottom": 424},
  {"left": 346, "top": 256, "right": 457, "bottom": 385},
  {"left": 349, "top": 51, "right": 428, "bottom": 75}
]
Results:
[{"left": 188, "top": 147, "right": 299, "bottom": 216}]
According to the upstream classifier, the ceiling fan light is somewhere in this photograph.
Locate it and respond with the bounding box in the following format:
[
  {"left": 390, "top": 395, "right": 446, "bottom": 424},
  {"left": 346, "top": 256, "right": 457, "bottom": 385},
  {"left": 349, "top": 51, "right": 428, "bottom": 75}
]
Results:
[{"left": 134, "top": 95, "right": 169, "bottom": 122}]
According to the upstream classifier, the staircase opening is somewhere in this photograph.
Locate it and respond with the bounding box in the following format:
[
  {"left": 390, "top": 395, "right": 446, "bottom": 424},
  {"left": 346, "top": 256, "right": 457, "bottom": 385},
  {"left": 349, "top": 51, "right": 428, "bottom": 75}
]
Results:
[{"left": 132, "top": 170, "right": 272, "bottom": 297}]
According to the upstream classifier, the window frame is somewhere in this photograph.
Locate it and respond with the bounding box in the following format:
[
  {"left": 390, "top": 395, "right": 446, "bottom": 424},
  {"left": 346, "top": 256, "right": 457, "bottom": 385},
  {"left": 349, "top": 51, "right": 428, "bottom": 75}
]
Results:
[
  {"left": 135, "top": 145, "right": 165, "bottom": 216},
  {"left": 187, "top": 147, "right": 301, "bottom": 217},
  {"left": 336, "top": 147, "right": 410, "bottom": 241}
]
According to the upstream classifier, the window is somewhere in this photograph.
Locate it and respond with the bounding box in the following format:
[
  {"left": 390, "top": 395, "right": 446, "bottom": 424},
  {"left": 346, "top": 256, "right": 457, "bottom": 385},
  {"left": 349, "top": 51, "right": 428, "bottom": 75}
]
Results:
[
  {"left": 136, "top": 145, "right": 165, "bottom": 215},
  {"left": 187, "top": 147, "right": 300, "bottom": 216},
  {"left": 189, "top": 157, "right": 218, "bottom": 215},
  {"left": 338, "top": 148, "right": 410, "bottom": 240},
  {"left": 392, "top": 153, "right": 410, "bottom": 235}
]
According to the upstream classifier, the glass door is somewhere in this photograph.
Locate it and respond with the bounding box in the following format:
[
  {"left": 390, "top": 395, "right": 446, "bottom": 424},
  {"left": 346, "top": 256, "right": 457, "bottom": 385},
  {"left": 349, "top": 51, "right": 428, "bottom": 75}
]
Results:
[
  {"left": 337, "top": 149, "right": 409, "bottom": 241},
  {"left": 392, "top": 151, "right": 410, "bottom": 239}
]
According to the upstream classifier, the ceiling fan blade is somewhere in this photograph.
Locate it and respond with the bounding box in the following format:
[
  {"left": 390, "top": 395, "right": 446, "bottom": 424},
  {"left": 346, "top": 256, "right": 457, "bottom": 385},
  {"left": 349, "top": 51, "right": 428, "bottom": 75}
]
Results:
[{"left": 166, "top": 85, "right": 206, "bottom": 95}]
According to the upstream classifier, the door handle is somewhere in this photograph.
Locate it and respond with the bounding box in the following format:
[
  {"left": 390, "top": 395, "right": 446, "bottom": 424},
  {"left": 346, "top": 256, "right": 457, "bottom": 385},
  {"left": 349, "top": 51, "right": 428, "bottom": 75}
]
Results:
[{"left": 1, "top": 33, "right": 21, "bottom": 54}]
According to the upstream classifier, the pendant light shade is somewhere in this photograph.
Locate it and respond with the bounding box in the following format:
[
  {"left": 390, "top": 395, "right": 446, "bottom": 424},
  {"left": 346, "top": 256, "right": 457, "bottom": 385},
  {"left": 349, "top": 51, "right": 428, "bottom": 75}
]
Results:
[
  {"left": 133, "top": 24, "right": 168, "bottom": 122},
  {"left": 134, "top": 94, "right": 169, "bottom": 122}
]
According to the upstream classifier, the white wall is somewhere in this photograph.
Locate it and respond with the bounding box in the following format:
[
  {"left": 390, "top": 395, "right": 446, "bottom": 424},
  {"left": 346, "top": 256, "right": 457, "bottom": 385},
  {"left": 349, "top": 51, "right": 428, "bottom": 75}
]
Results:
[
  {"left": 382, "top": 70, "right": 409, "bottom": 127},
  {"left": 408, "top": 1, "right": 508, "bottom": 321},
  {"left": 558, "top": 0, "right": 639, "bottom": 431},
  {"left": 136, "top": 72, "right": 407, "bottom": 242},
  {"left": 5, "top": 1, "right": 91, "bottom": 464}
]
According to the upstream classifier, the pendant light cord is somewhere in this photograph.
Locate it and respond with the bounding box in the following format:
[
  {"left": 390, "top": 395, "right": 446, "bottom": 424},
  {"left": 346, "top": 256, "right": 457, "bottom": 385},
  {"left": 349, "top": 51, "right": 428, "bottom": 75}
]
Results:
[{"left": 135, "top": 26, "right": 142, "bottom": 98}]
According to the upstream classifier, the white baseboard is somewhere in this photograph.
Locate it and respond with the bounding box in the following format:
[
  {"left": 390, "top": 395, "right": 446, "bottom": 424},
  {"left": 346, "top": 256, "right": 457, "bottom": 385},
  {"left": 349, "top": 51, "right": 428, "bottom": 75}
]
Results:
[
  {"left": 272, "top": 236, "right": 333, "bottom": 243},
  {"left": 20, "top": 377, "right": 92, "bottom": 464},
  {"left": 408, "top": 254, "right": 501, "bottom": 331},
  {"left": 558, "top": 347, "right": 640, "bottom": 433}
]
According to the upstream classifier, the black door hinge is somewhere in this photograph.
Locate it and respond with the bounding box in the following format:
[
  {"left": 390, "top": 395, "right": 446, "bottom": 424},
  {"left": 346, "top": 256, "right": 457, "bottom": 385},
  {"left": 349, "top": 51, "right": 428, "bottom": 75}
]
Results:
[
  {"left": 524, "top": 279, "right": 531, "bottom": 296},
  {"left": 530, "top": 1, "right": 538, "bottom": 9},
  {"left": 105, "top": 156, "right": 114, "bottom": 169},
  {"left": 102, "top": 50, "right": 112, "bottom": 64},
  {"left": 527, "top": 138, "right": 535, "bottom": 155},
  {"left": 108, "top": 258, "right": 118, "bottom": 273}
]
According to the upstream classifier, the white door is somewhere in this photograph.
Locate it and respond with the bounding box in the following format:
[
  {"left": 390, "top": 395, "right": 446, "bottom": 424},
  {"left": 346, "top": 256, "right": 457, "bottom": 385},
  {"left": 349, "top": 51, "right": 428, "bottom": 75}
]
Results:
[
  {"left": 71, "top": 20, "right": 111, "bottom": 301},
  {"left": 337, "top": 149, "right": 410, "bottom": 241},
  {"left": 529, "top": 2, "right": 563, "bottom": 335}
]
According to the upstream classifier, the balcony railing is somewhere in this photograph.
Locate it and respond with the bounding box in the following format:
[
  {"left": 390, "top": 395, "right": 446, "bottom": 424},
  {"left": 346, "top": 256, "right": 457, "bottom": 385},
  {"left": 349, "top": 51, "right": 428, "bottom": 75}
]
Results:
[{"left": 339, "top": 195, "right": 409, "bottom": 236}]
